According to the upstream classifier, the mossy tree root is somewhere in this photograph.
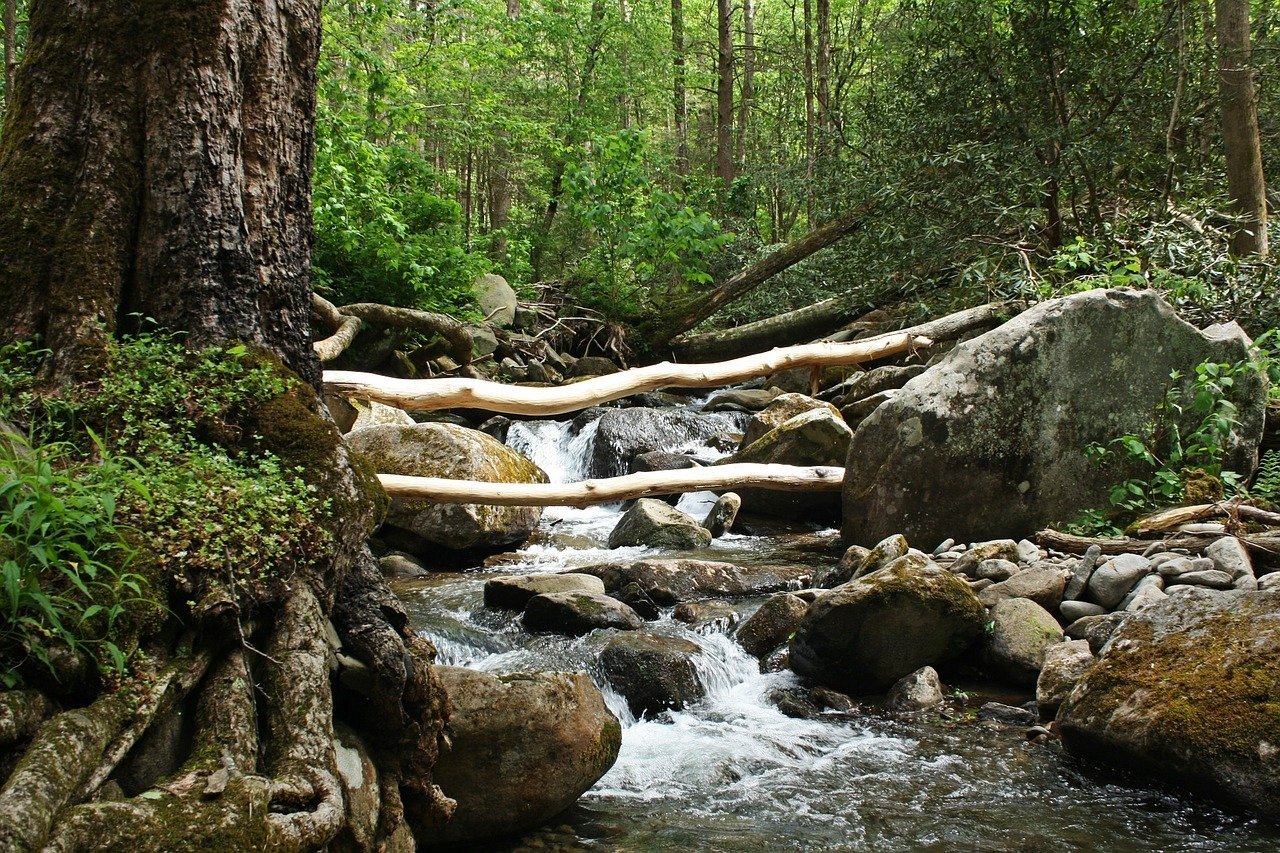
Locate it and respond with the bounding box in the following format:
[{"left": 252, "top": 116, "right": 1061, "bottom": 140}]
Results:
[{"left": 0, "top": 690, "right": 52, "bottom": 749}]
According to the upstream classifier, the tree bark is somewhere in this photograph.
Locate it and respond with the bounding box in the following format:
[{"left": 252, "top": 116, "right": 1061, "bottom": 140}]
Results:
[
  {"left": 735, "top": 0, "right": 754, "bottom": 169},
  {"left": 716, "top": 0, "right": 734, "bottom": 189},
  {"left": 2, "top": 0, "right": 15, "bottom": 109},
  {"left": 326, "top": 328, "right": 930, "bottom": 416},
  {"left": 379, "top": 463, "right": 845, "bottom": 508},
  {"left": 802, "top": 0, "right": 815, "bottom": 220},
  {"left": 671, "top": 0, "right": 688, "bottom": 177},
  {"left": 1215, "top": 0, "right": 1269, "bottom": 256},
  {"left": 651, "top": 202, "right": 875, "bottom": 346}
]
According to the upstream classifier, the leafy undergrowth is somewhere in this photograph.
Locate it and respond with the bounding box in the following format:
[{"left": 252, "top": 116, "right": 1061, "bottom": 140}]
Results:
[{"left": 0, "top": 335, "right": 333, "bottom": 691}]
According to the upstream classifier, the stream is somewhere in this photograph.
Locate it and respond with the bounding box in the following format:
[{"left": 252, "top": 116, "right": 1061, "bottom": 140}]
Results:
[{"left": 394, "top": 407, "right": 1280, "bottom": 851}]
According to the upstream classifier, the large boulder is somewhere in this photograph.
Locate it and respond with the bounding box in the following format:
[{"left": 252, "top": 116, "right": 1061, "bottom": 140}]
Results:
[
  {"left": 741, "top": 393, "right": 842, "bottom": 448},
  {"left": 1058, "top": 589, "right": 1280, "bottom": 821},
  {"left": 788, "top": 554, "right": 987, "bottom": 694},
  {"left": 347, "top": 423, "right": 547, "bottom": 551},
  {"left": 842, "top": 289, "right": 1265, "bottom": 546},
  {"left": 474, "top": 272, "right": 518, "bottom": 327},
  {"left": 606, "top": 499, "right": 712, "bottom": 550},
  {"left": 982, "top": 598, "right": 1064, "bottom": 686},
  {"left": 733, "top": 408, "right": 853, "bottom": 521},
  {"left": 576, "top": 558, "right": 811, "bottom": 605},
  {"left": 598, "top": 632, "right": 705, "bottom": 717},
  {"left": 592, "top": 408, "right": 745, "bottom": 478},
  {"left": 429, "top": 667, "right": 621, "bottom": 845}
]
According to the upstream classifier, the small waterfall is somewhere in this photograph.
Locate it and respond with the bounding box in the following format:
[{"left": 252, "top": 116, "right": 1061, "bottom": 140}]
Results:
[{"left": 506, "top": 417, "right": 598, "bottom": 484}]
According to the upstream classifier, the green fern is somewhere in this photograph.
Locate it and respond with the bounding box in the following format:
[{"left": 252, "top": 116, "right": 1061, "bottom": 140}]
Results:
[{"left": 1252, "top": 449, "right": 1280, "bottom": 503}]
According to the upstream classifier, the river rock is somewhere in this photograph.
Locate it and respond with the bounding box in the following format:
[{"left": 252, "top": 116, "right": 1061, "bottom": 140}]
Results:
[
  {"left": 977, "top": 564, "right": 1067, "bottom": 610},
  {"left": 976, "top": 559, "right": 1020, "bottom": 582},
  {"left": 347, "top": 422, "right": 547, "bottom": 551},
  {"left": 1035, "top": 639, "right": 1095, "bottom": 719},
  {"left": 814, "top": 545, "right": 871, "bottom": 589},
  {"left": 736, "top": 593, "right": 811, "bottom": 658},
  {"left": 484, "top": 573, "right": 607, "bottom": 610},
  {"left": 474, "top": 272, "right": 518, "bottom": 327},
  {"left": 702, "top": 492, "right": 742, "bottom": 537},
  {"left": 592, "top": 408, "right": 744, "bottom": 478},
  {"left": 977, "top": 702, "right": 1038, "bottom": 726},
  {"left": 1120, "top": 574, "right": 1167, "bottom": 611},
  {"left": 522, "top": 591, "right": 644, "bottom": 635},
  {"left": 672, "top": 600, "right": 739, "bottom": 629},
  {"left": 1058, "top": 590, "right": 1280, "bottom": 822},
  {"left": 983, "top": 598, "right": 1064, "bottom": 687},
  {"left": 615, "top": 582, "right": 661, "bottom": 620},
  {"left": 348, "top": 399, "right": 415, "bottom": 433},
  {"left": 1206, "top": 536, "right": 1254, "bottom": 582},
  {"left": 378, "top": 552, "right": 429, "bottom": 579},
  {"left": 704, "top": 387, "right": 782, "bottom": 412},
  {"left": 950, "top": 540, "right": 1020, "bottom": 578},
  {"left": 1086, "top": 554, "right": 1152, "bottom": 609},
  {"left": 630, "top": 450, "right": 702, "bottom": 474},
  {"left": 1065, "top": 612, "right": 1127, "bottom": 655},
  {"left": 885, "top": 666, "right": 945, "bottom": 713},
  {"left": 566, "top": 355, "right": 621, "bottom": 378},
  {"left": 577, "top": 559, "right": 810, "bottom": 604},
  {"left": 1063, "top": 545, "right": 1102, "bottom": 600},
  {"left": 607, "top": 499, "right": 713, "bottom": 550},
  {"left": 428, "top": 667, "right": 621, "bottom": 844},
  {"left": 733, "top": 408, "right": 852, "bottom": 521},
  {"left": 741, "top": 393, "right": 843, "bottom": 448},
  {"left": 842, "top": 290, "right": 1265, "bottom": 546},
  {"left": 831, "top": 364, "right": 927, "bottom": 409},
  {"left": 852, "top": 534, "right": 910, "bottom": 580},
  {"left": 598, "top": 632, "right": 705, "bottom": 717},
  {"left": 333, "top": 724, "right": 381, "bottom": 851},
  {"left": 789, "top": 554, "right": 987, "bottom": 694},
  {"left": 1059, "top": 600, "right": 1107, "bottom": 622}
]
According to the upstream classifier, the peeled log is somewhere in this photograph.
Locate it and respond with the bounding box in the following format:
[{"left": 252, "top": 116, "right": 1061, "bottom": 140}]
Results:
[
  {"left": 326, "top": 331, "right": 930, "bottom": 416},
  {"left": 378, "top": 463, "right": 845, "bottom": 508}
]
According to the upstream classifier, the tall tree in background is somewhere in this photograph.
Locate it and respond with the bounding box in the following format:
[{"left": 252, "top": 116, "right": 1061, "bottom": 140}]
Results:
[
  {"left": 3, "top": 0, "right": 15, "bottom": 108},
  {"left": 1215, "top": 0, "right": 1268, "bottom": 256},
  {"left": 673, "top": 0, "right": 689, "bottom": 175},
  {"left": 716, "top": 0, "right": 734, "bottom": 188}
]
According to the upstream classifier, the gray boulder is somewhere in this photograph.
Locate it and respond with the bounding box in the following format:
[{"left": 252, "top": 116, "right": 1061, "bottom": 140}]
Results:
[
  {"left": 577, "top": 558, "right": 810, "bottom": 605},
  {"left": 842, "top": 289, "right": 1265, "bottom": 545},
  {"left": 428, "top": 667, "right": 621, "bottom": 844},
  {"left": 736, "top": 593, "right": 810, "bottom": 658},
  {"left": 741, "top": 393, "right": 842, "bottom": 448},
  {"left": 347, "top": 423, "right": 546, "bottom": 551},
  {"left": 474, "top": 272, "right": 518, "bottom": 327},
  {"left": 977, "top": 564, "right": 1068, "bottom": 610},
  {"left": 484, "top": 573, "right": 607, "bottom": 610},
  {"left": 592, "top": 408, "right": 744, "bottom": 478},
  {"left": 1065, "top": 612, "right": 1127, "bottom": 655},
  {"left": 950, "top": 540, "right": 1020, "bottom": 578},
  {"left": 789, "top": 554, "right": 986, "bottom": 694},
  {"left": 1058, "top": 590, "right": 1280, "bottom": 822},
  {"left": 733, "top": 408, "right": 852, "bottom": 521},
  {"left": 598, "top": 632, "right": 705, "bottom": 717},
  {"left": 1086, "top": 554, "right": 1152, "bottom": 610},
  {"left": 702, "top": 492, "right": 742, "bottom": 537},
  {"left": 983, "top": 598, "right": 1064, "bottom": 687},
  {"left": 606, "top": 499, "right": 712, "bottom": 550},
  {"left": 522, "top": 591, "right": 644, "bottom": 635},
  {"left": 1035, "top": 639, "right": 1095, "bottom": 719},
  {"left": 885, "top": 666, "right": 946, "bottom": 713}
]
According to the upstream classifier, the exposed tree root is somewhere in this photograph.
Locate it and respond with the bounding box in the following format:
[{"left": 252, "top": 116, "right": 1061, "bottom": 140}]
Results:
[{"left": 0, "top": 690, "right": 52, "bottom": 750}]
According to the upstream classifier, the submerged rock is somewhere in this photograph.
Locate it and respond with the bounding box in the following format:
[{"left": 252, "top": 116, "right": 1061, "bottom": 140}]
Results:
[
  {"left": 842, "top": 289, "right": 1265, "bottom": 545},
  {"left": 347, "top": 422, "right": 546, "bottom": 551},
  {"left": 606, "top": 499, "right": 712, "bottom": 550},
  {"left": 788, "top": 554, "right": 986, "bottom": 694},
  {"left": 429, "top": 667, "right": 621, "bottom": 845},
  {"left": 1058, "top": 590, "right": 1280, "bottom": 821},
  {"left": 598, "top": 632, "right": 705, "bottom": 717}
]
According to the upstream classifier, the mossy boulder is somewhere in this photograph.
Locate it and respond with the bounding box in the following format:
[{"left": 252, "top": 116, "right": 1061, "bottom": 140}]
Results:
[
  {"left": 606, "top": 499, "right": 712, "bottom": 550},
  {"left": 427, "top": 667, "right": 621, "bottom": 845},
  {"left": 521, "top": 591, "right": 644, "bottom": 636},
  {"left": 789, "top": 554, "right": 986, "bottom": 694},
  {"left": 732, "top": 407, "right": 852, "bottom": 522},
  {"left": 982, "top": 598, "right": 1064, "bottom": 687},
  {"left": 1058, "top": 589, "right": 1280, "bottom": 821},
  {"left": 736, "top": 592, "right": 810, "bottom": 658},
  {"left": 740, "top": 393, "right": 842, "bottom": 448},
  {"left": 346, "top": 422, "right": 547, "bottom": 551},
  {"left": 842, "top": 289, "right": 1266, "bottom": 546},
  {"left": 598, "top": 632, "right": 705, "bottom": 717},
  {"left": 483, "top": 573, "right": 606, "bottom": 611}
]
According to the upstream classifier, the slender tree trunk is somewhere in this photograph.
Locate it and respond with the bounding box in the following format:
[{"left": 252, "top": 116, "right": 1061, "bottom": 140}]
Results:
[
  {"left": 672, "top": 0, "right": 688, "bottom": 176},
  {"left": 802, "top": 0, "right": 816, "bottom": 221},
  {"left": 1162, "top": 0, "right": 1189, "bottom": 207},
  {"left": 1215, "top": 0, "right": 1269, "bottom": 256},
  {"left": 735, "top": 0, "right": 755, "bottom": 169},
  {"left": 716, "top": 0, "right": 734, "bottom": 189},
  {"left": 816, "top": 0, "right": 831, "bottom": 135},
  {"left": 2, "top": 0, "right": 15, "bottom": 109}
]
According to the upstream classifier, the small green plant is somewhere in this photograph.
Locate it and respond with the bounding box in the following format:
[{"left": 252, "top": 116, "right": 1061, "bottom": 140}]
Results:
[
  {"left": 0, "top": 433, "right": 159, "bottom": 687},
  {"left": 1252, "top": 449, "right": 1280, "bottom": 504}
]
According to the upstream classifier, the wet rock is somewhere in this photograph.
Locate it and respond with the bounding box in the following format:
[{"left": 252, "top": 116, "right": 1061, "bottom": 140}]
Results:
[
  {"left": 977, "top": 702, "right": 1037, "bottom": 726},
  {"left": 1059, "top": 600, "right": 1107, "bottom": 622},
  {"left": 1035, "top": 639, "right": 1095, "bottom": 719},
  {"left": 599, "top": 632, "right": 705, "bottom": 717},
  {"left": 378, "top": 552, "right": 430, "bottom": 579},
  {"left": 671, "top": 600, "right": 739, "bottom": 629},
  {"left": 429, "top": 667, "right": 620, "bottom": 844},
  {"left": 789, "top": 554, "right": 986, "bottom": 694},
  {"left": 522, "top": 591, "right": 644, "bottom": 635},
  {"left": 615, "top": 582, "right": 661, "bottom": 620},
  {"left": 842, "top": 290, "right": 1265, "bottom": 546},
  {"left": 885, "top": 666, "right": 945, "bottom": 713},
  {"left": 1063, "top": 545, "right": 1103, "bottom": 600},
  {"left": 1058, "top": 590, "right": 1280, "bottom": 822},
  {"left": 736, "top": 593, "right": 810, "bottom": 658},
  {"left": 484, "top": 573, "right": 607, "bottom": 611},
  {"left": 741, "top": 393, "right": 843, "bottom": 448},
  {"left": 983, "top": 598, "right": 1064, "bottom": 686},
  {"left": 606, "top": 498, "right": 712, "bottom": 550},
  {"left": 1086, "top": 554, "right": 1152, "bottom": 610},
  {"left": 630, "top": 450, "right": 702, "bottom": 474},
  {"left": 977, "top": 565, "right": 1067, "bottom": 610},
  {"left": 578, "top": 558, "right": 810, "bottom": 604},
  {"left": 347, "top": 422, "right": 546, "bottom": 551},
  {"left": 951, "top": 540, "right": 1020, "bottom": 578},
  {"left": 976, "top": 559, "right": 1020, "bottom": 582},
  {"left": 702, "top": 492, "right": 742, "bottom": 538},
  {"left": 1064, "top": 612, "right": 1127, "bottom": 655},
  {"left": 733, "top": 408, "right": 852, "bottom": 521},
  {"left": 592, "top": 408, "right": 744, "bottom": 478},
  {"left": 814, "top": 545, "right": 870, "bottom": 589}
]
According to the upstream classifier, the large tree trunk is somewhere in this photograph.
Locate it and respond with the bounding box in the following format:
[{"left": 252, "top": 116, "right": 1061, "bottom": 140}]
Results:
[
  {"left": 1215, "top": 0, "right": 1269, "bottom": 256},
  {"left": 0, "top": 2, "right": 451, "bottom": 848},
  {"left": 2, "top": 0, "right": 15, "bottom": 109},
  {"left": 0, "top": 0, "right": 320, "bottom": 387}
]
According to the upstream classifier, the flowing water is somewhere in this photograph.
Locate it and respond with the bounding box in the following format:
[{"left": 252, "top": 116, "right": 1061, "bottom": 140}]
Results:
[{"left": 397, "top": 407, "right": 1280, "bottom": 852}]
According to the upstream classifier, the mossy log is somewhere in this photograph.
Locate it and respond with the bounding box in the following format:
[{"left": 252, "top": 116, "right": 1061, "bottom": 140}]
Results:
[
  {"left": 326, "top": 330, "right": 930, "bottom": 416},
  {"left": 378, "top": 463, "right": 844, "bottom": 507}
]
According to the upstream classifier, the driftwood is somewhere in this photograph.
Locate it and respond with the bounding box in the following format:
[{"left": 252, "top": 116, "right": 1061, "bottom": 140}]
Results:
[
  {"left": 1036, "top": 527, "right": 1280, "bottom": 556},
  {"left": 378, "top": 463, "right": 844, "bottom": 507},
  {"left": 326, "top": 329, "right": 929, "bottom": 416},
  {"left": 311, "top": 294, "right": 362, "bottom": 362},
  {"left": 1129, "top": 500, "right": 1280, "bottom": 536},
  {"left": 309, "top": 296, "right": 473, "bottom": 366}
]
